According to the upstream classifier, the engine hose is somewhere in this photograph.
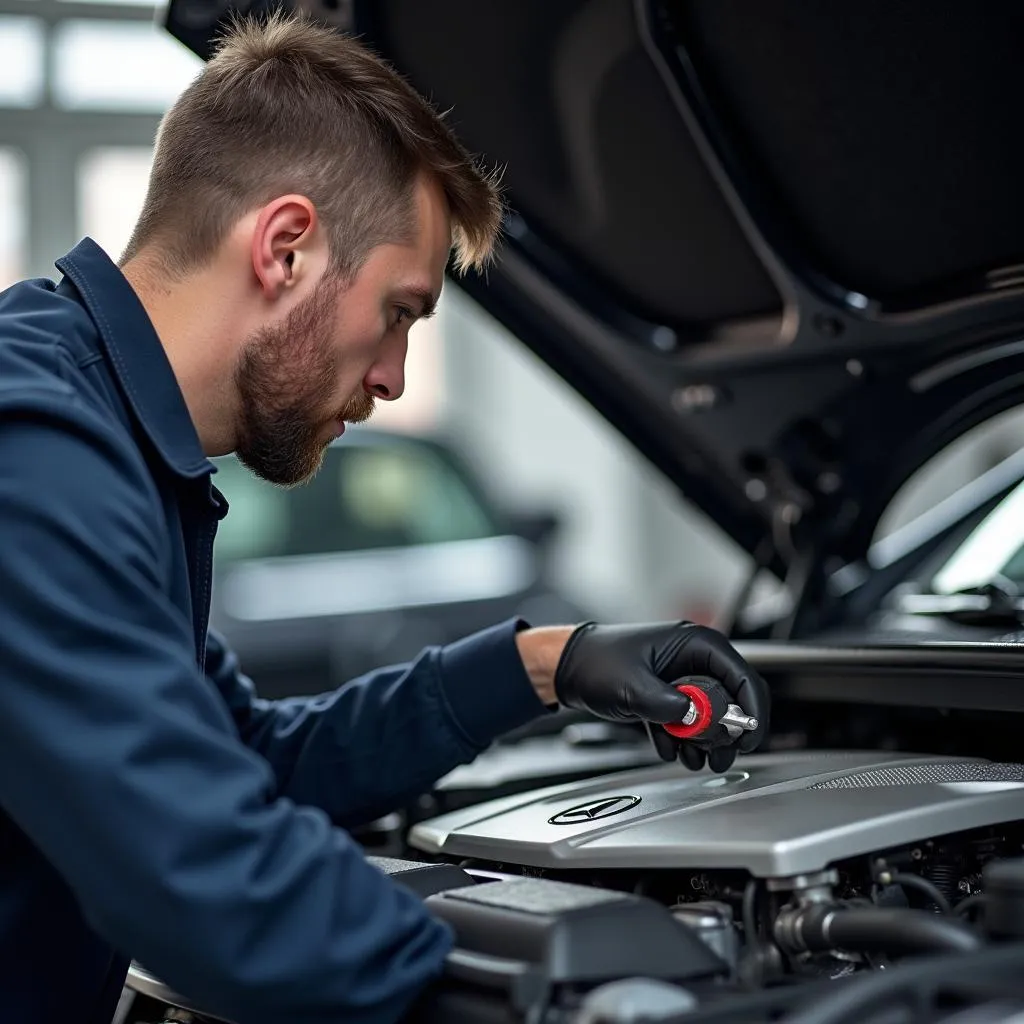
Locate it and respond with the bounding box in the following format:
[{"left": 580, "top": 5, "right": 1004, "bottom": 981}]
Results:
[
  {"left": 780, "top": 905, "right": 982, "bottom": 958},
  {"left": 778, "top": 944, "right": 1024, "bottom": 1024},
  {"left": 953, "top": 892, "right": 989, "bottom": 919},
  {"left": 887, "top": 871, "right": 952, "bottom": 915},
  {"left": 742, "top": 878, "right": 759, "bottom": 941}
]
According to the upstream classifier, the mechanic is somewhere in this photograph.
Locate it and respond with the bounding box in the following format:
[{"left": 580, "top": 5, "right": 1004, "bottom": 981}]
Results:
[{"left": 0, "top": 13, "right": 769, "bottom": 1024}]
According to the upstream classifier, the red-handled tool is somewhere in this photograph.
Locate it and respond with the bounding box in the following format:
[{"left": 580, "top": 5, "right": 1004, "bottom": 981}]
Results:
[{"left": 664, "top": 676, "right": 759, "bottom": 740}]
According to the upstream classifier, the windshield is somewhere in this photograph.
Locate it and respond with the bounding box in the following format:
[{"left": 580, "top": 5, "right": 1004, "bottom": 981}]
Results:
[
  {"left": 212, "top": 437, "right": 501, "bottom": 563},
  {"left": 931, "top": 479, "right": 1024, "bottom": 594}
]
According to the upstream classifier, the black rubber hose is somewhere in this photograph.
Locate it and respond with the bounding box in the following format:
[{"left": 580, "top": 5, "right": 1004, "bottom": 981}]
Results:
[
  {"left": 799, "top": 906, "right": 982, "bottom": 957},
  {"left": 779, "top": 944, "right": 1024, "bottom": 1024},
  {"left": 886, "top": 871, "right": 953, "bottom": 915},
  {"left": 953, "top": 892, "right": 989, "bottom": 919},
  {"left": 742, "top": 878, "right": 759, "bottom": 942}
]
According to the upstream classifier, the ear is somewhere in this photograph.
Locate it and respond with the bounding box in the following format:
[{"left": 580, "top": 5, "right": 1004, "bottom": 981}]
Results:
[{"left": 250, "top": 195, "right": 321, "bottom": 299}]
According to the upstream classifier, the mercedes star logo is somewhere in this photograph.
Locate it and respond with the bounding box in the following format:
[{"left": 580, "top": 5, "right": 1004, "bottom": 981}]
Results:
[{"left": 547, "top": 795, "right": 642, "bottom": 825}]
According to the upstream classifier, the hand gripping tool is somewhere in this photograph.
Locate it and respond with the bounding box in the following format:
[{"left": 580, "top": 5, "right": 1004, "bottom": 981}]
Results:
[{"left": 663, "top": 675, "right": 759, "bottom": 741}]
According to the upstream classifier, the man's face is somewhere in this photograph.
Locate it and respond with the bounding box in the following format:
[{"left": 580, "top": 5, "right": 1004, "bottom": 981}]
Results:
[{"left": 234, "top": 175, "right": 451, "bottom": 486}]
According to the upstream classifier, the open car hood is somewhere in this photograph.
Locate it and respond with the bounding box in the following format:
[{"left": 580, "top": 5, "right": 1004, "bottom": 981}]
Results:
[{"left": 167, "top": 1, "right": 1024, "bottom": 601}]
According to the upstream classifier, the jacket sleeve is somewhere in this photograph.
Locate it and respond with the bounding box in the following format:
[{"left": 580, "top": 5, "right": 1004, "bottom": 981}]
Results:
[
  {"left": 0, "top": 400, "right": 459, "bottom": 1024},
  {"left": 206, "top": 619, "right": 550, "bottom": 829}
]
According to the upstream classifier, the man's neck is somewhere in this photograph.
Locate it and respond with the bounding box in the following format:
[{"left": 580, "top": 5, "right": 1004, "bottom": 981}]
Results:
[{"left": 121, "top": 257, "right": 242, "bottom": 458}]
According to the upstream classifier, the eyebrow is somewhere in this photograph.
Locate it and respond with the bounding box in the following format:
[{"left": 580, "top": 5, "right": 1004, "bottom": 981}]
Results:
[{"left": 403, "top": 288, "right": 438, "bottom": 320}]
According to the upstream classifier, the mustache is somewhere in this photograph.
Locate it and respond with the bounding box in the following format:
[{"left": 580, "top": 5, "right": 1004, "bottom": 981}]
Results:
[{"left": 339, "top": 391, "right": 376, "bottom": 424}]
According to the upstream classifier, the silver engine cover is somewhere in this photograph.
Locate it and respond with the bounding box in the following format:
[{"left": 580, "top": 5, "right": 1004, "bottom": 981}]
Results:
[{"left": 408, "top": 751, "right": 1024, "bottom": 878}]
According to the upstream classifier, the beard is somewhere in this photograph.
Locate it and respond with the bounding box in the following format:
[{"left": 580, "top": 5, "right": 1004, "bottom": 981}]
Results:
[{"left": 233, "top": 278, "right": 375, "bottom": 486}]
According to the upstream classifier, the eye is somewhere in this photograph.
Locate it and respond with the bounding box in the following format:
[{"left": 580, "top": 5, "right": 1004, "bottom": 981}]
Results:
[{"left": 392, "top": 305, "right": 415, "bottom": 328}]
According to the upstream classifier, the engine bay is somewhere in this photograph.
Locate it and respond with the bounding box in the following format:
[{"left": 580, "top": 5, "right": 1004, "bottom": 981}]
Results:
[
  {"left": 123, "top": 652, "right": 1024, "bottom": 1024},
  {"left": 123, "top": 745, "right": 1024, "bottom": 1024},
  {"left": 395, "top": 750, "right": 1024, "bottom": 1023},
  {"left": 124, "top": 743, "right": 1024, "bottom": 1024}
]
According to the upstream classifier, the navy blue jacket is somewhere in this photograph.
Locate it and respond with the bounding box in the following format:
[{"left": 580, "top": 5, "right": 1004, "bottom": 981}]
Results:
[{"left": 0, "top": 239, "right": 548, "bottom": 1024}]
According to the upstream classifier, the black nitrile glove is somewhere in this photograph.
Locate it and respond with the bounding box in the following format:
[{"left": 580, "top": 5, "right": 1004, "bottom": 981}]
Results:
[{"left": 554, "top": 622, "right": 770, "bottom": 773}]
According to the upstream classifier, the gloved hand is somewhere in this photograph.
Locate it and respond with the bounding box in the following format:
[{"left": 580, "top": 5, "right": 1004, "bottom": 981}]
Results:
[{"left": 554, "top": 621, "right": 769, "bottom": 773}]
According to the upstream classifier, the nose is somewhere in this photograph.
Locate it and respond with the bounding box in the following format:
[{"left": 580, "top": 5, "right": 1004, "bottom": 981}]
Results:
[{"left": 363, "top": 332, "right": 408, "bottom": 402}]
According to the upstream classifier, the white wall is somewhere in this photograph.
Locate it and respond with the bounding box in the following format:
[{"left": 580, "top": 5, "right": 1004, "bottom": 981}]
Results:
[{"left": 439, "top": 287, "right": 749, "bottom": 625}]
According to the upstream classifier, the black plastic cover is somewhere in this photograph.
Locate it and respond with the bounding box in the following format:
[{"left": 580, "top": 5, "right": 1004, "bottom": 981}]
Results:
[
  {"left": 366, "top": 856, "right": 475, "bottom": 898},
  {"left": 426, "top": 877, "right": 726, "bottom": 984},
  {"left": 983, "top": 858, "right": 1024, "bottom": 941}
]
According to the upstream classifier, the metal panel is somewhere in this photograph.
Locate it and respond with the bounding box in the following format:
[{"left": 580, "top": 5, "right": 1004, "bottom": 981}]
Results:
[{"left": 409, "top": 751, "right": 1024, "bottom": 878}]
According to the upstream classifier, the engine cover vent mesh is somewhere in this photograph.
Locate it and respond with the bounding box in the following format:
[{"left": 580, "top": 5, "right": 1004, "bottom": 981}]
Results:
[{"left": 809, "top": 762, "right": 1024, "bottom": 789}]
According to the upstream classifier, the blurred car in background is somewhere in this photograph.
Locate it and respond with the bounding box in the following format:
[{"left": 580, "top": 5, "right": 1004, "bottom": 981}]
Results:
[{"left": 208, "top": 426, "right": 588, "bottom": 698}]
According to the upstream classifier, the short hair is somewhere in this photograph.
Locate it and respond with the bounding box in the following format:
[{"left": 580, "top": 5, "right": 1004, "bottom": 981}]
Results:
[{"left": 122, "top": 11, "right": 503, "bottom": 278}]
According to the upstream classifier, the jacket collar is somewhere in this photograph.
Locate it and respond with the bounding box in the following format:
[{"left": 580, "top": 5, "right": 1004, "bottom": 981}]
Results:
[{"left": 56, "top": 238, "right": 213, "bottom": 481}]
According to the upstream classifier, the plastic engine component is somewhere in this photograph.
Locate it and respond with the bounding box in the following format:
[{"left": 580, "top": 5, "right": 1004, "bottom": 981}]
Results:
[
  {"left": 425, "top": 877, "right": 727, "bottom": 986},
  {"left": 983, "top": 858, "right": 1024, "bottom": 941},
  {"left": 365, "top": 856, "right": 475, "bottom": 898}
]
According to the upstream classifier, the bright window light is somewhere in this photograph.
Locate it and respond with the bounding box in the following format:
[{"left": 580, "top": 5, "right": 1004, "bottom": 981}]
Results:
[
  {"left": 78, "top": 147, "right": 153, "bottom": 260},
  {"left": 59, "top": 0, "right": 161, "bottom": 6},
  {"left": 0, "top": 17, "right": 44, "bottom": 108},
  {"left": 0, "top": 149, "right": 26, "bottom": 290},
  {"left": 52, "top": 19, "right": 201, "bottom": 111},
  {"left": 932, "top": 480, "right": 1024, "bottom": 594}
]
